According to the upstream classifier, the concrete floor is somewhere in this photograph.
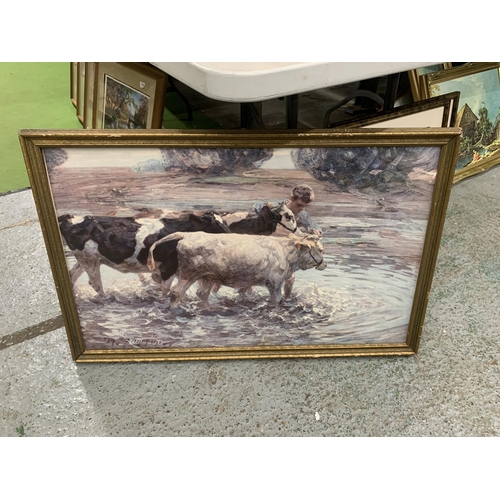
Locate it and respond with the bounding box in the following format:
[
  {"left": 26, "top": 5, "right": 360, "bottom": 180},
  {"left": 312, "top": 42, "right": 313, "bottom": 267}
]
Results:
[{"left": 1, "top": 160, "right": 500, "bottom": 437}]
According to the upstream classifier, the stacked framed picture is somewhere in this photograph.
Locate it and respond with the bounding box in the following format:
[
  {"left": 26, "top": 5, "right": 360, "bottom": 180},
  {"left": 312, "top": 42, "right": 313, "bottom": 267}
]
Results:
[
  {"left": 70, "top": 62, "right": 77, "bottom": 109},
  {"left": 407, "top": 64, "right": 452, "bottom": 102},
  {"left": 92, "top": 62, "right": 167, "bottom": 129},
  {"left": 76, "top": 62, "right": 85, "bottom": 125},
  {"left": 69, "top": 62, "right": 167, "bottom": 130},
  {"left": 418, "top": 62, "right": 500, "bottom": 183},
  {"left": 331, "top": 92, "right": 460, "bottom": 130},
  {"left": 83, "top": 62, "right": 96, "bottom": 129}
]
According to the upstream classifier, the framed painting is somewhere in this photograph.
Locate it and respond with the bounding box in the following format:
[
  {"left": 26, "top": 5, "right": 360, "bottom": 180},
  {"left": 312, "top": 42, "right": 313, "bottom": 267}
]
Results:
[
  {"left": 420, "top": 62, "right": 500, "bottom": 183},
  {"left": 408, "top": 63, "right": 452, "bottom": 101},
  {"left": 19, "top": 128, "right": 461, "bottom": 363},
  {"left": 83, "top": 62, "right": 96, "bottom": 129},
  {"left": 92, "top": 62, "right": 167, "bottom": 130},
  {"left": 332, "top": 92, "right": 460, "bottom": 129},
  {"left": 70, "top": 62, "right": 77, "bottom": 108},
  {"left": 76, "top": 62, "right": 85, "bottom": 125}
]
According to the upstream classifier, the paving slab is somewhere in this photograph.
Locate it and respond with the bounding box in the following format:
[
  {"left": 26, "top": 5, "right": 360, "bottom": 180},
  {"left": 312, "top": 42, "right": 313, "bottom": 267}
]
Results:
[
  {"left": 0, "top": 188, "right": 39, "bottom": 231},
  {"left": 0, "top": 190, "right": 60, "bottom": 337}
]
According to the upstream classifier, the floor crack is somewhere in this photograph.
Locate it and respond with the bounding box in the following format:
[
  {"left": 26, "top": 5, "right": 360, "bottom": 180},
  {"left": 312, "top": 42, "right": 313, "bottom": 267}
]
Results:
[{"left": 0, "top": 218, "right": 39, "bottom": 232}]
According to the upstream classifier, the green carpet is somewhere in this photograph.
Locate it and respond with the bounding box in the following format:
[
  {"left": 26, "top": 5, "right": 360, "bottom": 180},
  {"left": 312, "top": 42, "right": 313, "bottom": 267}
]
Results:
[{"left": 0, "top": 62, "right": 221, "bottom": 194}]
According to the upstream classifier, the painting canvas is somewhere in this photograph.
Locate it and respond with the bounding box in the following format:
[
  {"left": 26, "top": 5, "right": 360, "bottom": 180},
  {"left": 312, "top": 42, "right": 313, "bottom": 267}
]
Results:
[
  {"left": 421, "top": 63, "right": 500, "bottom": 183},
  {"left": 102, "top": 75, "right": 150, "bottom": 129},
  {"left": 19, "top": 129, "right": 461, "bottom": 362}
]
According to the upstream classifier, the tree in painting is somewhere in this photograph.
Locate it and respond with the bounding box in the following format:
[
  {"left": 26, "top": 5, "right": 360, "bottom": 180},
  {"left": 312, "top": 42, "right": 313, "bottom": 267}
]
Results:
[
  {"left": 159, "top": 148, "right": 274, "bottom": 174},
  {"left": 459, "top": 135, "right": 473, "bottom": 157},
  {"left": 291, "top": 147, "right": 438, "bottom": 192},
  {"left": 44, "top": 148, "right": 69, "bottom": 172},
  {"left": 476, "top": 103, "right": 494, "bottom": 147},
  {"left": 131, "top": 96, "right": 148, "bottom": 129}
]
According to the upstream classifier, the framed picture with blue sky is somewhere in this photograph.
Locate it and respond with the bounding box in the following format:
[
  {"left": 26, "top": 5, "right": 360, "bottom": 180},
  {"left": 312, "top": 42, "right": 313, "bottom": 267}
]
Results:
[{"left": 420, "top": 62, "right": 500, "bottom": 183}]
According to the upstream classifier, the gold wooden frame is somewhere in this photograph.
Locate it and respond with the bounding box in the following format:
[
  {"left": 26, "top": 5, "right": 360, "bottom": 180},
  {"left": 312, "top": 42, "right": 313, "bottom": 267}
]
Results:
[
  {"left": 83, "top": 62, "right": 96, "bottom": 129},
  {"left": 332, "top": 92, "right": 460, "bottom": 129},
  {"left": 92, "top": 62, "right": 167, "bottom": 130},
  {"left": 18, "top": 128, "right": 460, "bottom": 363},
  {"left": 70, "top": 62, "right": 77, "bottom": 108},
  {"left": 76, "top": 62, "right": 85, "bottom": 125},
  {"left": 419, "top": 62, "right": 500, "bottom": 183},
  {"left": 408, "top": 63, "right": 452, "bottom": 101}
]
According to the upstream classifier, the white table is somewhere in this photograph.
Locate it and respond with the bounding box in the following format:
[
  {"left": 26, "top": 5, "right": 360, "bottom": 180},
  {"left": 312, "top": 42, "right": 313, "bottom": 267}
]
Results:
[{"left": 151, "top": 62, "right": 438, "bottom": 127}]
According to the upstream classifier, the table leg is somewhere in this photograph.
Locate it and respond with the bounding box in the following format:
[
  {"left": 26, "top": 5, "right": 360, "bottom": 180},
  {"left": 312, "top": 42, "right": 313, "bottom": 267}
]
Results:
[
  {"left": 240, "top": 102, "right": 264, "bottom": 129},
  {"left": 383, "top": 73, "right": 401, "bottom": 111},
  {"left": 286, "top": 94, "right": 299, "bottom": 129},
  {"left": 353, "top": 78, "right": 380, "bottom": 111},
  {"left": 167, "top": 77, "right": 193, "bottom": 121}
]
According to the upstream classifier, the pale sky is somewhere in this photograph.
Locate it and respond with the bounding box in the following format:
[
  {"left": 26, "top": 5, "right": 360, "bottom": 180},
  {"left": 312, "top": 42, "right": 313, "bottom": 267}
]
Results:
[
  {"left": 61, "top": 148, "right": 163, "bottom": 168},
  {"left": 58, "top": 148, "right": 298, "bottom": 170},
  {"left": 436, "top": 68, "right": 500, "bottom": 120},
  {"left": 261, "top": 149, "right": 296, "bottom": 169}
]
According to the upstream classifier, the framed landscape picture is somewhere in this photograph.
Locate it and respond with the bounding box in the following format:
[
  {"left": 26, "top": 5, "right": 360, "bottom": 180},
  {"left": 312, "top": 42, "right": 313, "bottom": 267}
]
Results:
[
  {"left": 420, "top": 62, "right": 500, "bottom": 183},
  {"left": 92, "top": 63, "right": 167, "bottom": 130},
  {"left": 19, "top": 128, "right": 460, "bottom": 363}
]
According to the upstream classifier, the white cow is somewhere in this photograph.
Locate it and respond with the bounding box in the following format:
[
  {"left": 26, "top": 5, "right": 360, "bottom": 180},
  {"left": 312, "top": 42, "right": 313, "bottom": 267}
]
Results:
[
  {"left": 147, "top": 232, "right": 327, "bottom": 307},
  {"left": 148, "top": 202, "right": 302, "bottom": 297}
]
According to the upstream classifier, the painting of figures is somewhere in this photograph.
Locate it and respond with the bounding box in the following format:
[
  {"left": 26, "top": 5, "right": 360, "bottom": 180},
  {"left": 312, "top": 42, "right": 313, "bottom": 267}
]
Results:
[
  {"left": 422, "top": 63, "right": 500, "bottom": 182},
  {"left": 19, "top": 130, "right": 461, "bottom": 361},
  {"left": 103, "top": 75, "right": 149, "bottom": 129}
]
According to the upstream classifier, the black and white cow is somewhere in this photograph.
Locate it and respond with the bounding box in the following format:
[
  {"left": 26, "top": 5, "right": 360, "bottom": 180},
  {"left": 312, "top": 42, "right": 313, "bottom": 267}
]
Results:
[
  {"left": 147, "top": 232, "right": 327, "bottom": 307},
  {"left": 225, "top": 202, "right": 300, "bottom": 237},
  {"left": 58, "top": 211, "right": 230, "bottom": 296}
]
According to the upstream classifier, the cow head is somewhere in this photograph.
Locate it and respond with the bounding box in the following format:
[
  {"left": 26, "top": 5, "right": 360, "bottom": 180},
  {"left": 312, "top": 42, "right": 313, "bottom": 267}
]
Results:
[
  {"left": 263, "top": 202, "right": 298, "bottom": 234},
  {"left": 189, "top": 212, "right": 230, "bottom": 233},
  {"left": 293, "top": 234, "right": 327, "bottom": 270}
]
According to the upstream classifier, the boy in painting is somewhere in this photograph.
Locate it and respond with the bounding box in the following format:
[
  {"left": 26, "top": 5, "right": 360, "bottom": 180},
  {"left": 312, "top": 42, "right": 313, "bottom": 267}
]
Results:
[
  {"left": 253, "top": 184, "right": 323, "bottom": 236},
  {"left": 253, "top": 184, "right": 323, "bottom": 299}
]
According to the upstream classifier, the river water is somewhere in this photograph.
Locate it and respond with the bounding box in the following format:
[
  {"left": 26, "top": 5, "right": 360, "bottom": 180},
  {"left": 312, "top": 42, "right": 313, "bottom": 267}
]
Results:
[{"left": 66, "top": 207, "right": 425, "bottom": 349}]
